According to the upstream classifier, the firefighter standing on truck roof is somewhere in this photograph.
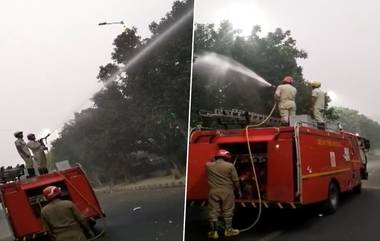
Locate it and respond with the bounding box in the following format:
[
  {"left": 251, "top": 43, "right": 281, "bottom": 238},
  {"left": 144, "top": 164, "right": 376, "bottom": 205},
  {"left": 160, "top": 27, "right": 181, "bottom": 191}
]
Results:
[
  {"left": 41, "top": 186, "right": 95, "bottom": 241},
  {"left": 14, "top": 131, "right": 36, "bottom": 178},
  {"left": 206, "top": 149, "right": 241, "bottom": 239},
  {"left": 26, "top": 133, "right": 49, "bottom": 175},
  {"left": 274, "top": 76, "right": 297, "bottom": 125},
  {"left": 309, "top": 81, "right": 326, "bottom": 126}
]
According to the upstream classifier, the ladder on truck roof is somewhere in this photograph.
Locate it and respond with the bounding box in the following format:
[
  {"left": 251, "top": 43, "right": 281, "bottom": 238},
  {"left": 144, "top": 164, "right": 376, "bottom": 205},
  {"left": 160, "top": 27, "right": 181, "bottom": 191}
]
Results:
[
  {"left": 199, "top": 109, "right": 282, "bottom": 128},
  {"left": 198, "top": 108, "right": 341, "bottom": 131},
  {"left": 0, "top": 165, "right": 25, "bottom": 183}
]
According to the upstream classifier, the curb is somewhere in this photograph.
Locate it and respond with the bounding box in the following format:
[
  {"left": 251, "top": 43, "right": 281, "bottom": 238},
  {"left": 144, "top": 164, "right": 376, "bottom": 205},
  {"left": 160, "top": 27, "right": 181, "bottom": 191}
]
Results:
[{"left": 95, "top": 180, "right": 185, "bottom": 194}]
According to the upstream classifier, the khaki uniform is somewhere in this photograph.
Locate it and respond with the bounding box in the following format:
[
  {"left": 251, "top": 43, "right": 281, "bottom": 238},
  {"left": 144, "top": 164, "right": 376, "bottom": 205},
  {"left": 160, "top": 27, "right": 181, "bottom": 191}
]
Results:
[
  {"left": 41, "top": 199, "right": 90, "bottom": 241},
  {"left": 312, "top": 88, "right": 326, "bottom": 123},
  {"left": 274, "top": 84, "right": 297, "bottom": 124},
  {"left": 27, "top": 140, "right": 48, "bottom": 169},
  {"left": 14, "top": 138, "right": 33, "bottom": 168},
  {"left": 206, "top": 159, "right": 239, "bottom": 224}
]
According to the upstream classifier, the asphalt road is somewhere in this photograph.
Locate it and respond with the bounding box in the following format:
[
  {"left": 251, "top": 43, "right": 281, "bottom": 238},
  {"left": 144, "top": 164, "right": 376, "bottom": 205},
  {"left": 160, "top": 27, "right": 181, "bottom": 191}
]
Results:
[
  {"left": 0, "top": 187, "right": 185, "bottom": 241},
  {"left": 185, "top": 156, "right": 380, "bottom": 241}
]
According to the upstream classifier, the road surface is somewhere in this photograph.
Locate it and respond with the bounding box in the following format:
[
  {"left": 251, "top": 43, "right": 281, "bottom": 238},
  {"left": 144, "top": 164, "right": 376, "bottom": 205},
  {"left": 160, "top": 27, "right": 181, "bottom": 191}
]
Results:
[
  {"left": 0, "top": 187, "right": 185, "bottom": 241},
  {"left": 185, "top": 156, "right": 380, "bottom": 241}
]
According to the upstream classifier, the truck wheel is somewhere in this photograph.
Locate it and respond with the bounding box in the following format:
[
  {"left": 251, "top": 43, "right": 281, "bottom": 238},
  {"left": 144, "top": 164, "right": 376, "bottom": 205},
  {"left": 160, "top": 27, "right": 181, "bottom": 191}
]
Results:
[
  {"left": 353, "top": 183, "right": 362, "bottom": 194},
  {"left": 322, "top": 181, "right": 339, "bottom": 214}
]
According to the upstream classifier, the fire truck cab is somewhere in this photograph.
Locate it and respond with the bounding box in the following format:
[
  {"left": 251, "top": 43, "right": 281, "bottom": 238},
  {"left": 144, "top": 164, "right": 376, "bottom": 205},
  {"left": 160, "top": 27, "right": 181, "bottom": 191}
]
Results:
[
  {"left": 0, "top": 165, "right": 105, "bottom": 241},
  {"left": 187, "top": 112, "right": 370, "bottom": 213}
]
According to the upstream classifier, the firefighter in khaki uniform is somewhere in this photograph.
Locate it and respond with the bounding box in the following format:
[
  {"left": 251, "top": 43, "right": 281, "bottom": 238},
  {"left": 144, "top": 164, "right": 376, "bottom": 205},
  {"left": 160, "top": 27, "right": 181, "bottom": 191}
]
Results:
[
  {"left": 26, "top": 133, "right": 49, "bottom": 174},
  {"left": 206, "top": 149, "right": 242, "bottom": 239},
  {"left": 310, "top": 81, "right": 326, "bottom": 125},
  {"left": 41, "top": 186, "right": 94, "bottom": 241},
  {"left": 14, "top": 131, "right": 36, "bottom": 178},
  {"left": 274, "top": 76, "right": 297, "bottom": 125}
]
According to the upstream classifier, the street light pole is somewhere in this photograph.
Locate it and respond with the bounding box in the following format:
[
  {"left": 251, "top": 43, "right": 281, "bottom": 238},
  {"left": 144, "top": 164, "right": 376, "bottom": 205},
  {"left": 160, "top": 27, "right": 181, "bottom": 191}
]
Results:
[{"left": 98, "top": 21, "right": 125, "bottom": 26}]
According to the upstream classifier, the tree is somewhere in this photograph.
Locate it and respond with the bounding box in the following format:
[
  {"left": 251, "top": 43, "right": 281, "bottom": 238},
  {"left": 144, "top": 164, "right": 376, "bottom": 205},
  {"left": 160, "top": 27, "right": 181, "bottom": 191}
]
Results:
[
  {"left": 333, "top": 107, "right": 380, "bottom": 148},
  {"left": 51, "top": 0, "right": 194, "bottom": 185},
  {"left": 191, "top": 21, "right": 312, "bottom": 126}
]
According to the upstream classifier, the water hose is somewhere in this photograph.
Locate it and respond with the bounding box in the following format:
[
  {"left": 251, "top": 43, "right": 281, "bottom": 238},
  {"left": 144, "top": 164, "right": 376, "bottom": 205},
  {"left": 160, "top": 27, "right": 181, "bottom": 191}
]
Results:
[{"left": 239, "top": 102, "right": 277, "bottom": 233}]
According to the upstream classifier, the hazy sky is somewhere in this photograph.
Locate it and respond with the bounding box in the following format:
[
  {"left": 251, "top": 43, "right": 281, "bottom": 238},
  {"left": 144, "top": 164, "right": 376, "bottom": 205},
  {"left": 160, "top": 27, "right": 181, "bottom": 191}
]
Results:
[
  {"left": 0, "top": 0, "right": 174, "bottom": 166},
  {"left": 195, "top": 0, "right": 379, "bottom": 117}
]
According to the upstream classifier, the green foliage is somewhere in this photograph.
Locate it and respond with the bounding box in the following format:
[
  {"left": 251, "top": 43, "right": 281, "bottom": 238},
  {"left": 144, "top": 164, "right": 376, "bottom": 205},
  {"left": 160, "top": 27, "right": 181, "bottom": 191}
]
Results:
[
  {"left": 333, "top": 107, "right": 380, "bottom": 147},
  {"left": 192, "top": 21, "right": 312, "bottom": 125},
  {"left": 51, "top": 0, "right": 193, "bottom": 185}
]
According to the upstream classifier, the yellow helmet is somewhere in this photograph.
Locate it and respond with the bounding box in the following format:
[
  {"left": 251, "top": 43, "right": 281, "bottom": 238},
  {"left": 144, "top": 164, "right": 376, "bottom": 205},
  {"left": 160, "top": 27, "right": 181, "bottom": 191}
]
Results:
[{"left": 310, "top": 81, "right": 321, "bottom": 88}]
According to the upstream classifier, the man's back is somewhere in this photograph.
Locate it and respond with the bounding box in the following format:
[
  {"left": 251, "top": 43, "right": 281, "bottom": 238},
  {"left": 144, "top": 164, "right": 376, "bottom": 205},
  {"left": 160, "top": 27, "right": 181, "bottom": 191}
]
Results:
[
  {"left": 26, "top": 140, "right": 43, "bottom": 154},
  {"left": 275, "top": 84, "right": 297, "bottom": 103},
  {"left": 206, "top": 159, "right": 239, "bottom": 190},
  {"left": 15, "top": 138, "right": 30, "bottom": 159},
  {"left": 41, "top": 199, "right": 85, "bottom": 236},
  {"left": 27, "top": 140, "right": 47, "bottom": 165}
]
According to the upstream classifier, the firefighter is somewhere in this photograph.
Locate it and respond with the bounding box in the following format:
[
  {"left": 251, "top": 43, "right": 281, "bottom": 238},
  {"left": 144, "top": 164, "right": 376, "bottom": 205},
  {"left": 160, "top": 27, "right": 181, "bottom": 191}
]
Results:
[
  {"left": 309, "top": 81, "right": 326, "bottom": 126},
  {"left": 41, "top": 186, "right": 95, "bottom": 241},
  {"left": 26, "top": 133, "right": 49, "bottom": 175},
  {"left": 274, "top": 76, "right": 297, "bottom": 125},
  {"left": 14, "top": 131, "right": 35, "bottom": 178},
  {"left": 206, "top": 149, "right": 241, "bottom": 239}
]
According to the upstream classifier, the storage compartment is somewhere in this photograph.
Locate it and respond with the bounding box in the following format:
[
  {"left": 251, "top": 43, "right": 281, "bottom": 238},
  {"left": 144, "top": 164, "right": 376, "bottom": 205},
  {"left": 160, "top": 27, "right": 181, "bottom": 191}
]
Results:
[
  {"left": 25, "top": 182, "right": 70, "bottom": 217},
  {"left": 219, "top": 142, "right": 268, "bottom": 200}
]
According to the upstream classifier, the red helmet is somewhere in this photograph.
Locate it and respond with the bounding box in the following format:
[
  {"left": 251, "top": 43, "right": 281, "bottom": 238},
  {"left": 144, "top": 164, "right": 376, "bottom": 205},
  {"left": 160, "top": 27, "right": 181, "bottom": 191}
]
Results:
[
  {"left": 282, "top": 76, "right": 294, "bottom": 84},
  {"left": 43, "top": 186, "right": 61, "bottom": 201},
  {"left": 215, "top": 149, "right": 231, "bottom": 160}
]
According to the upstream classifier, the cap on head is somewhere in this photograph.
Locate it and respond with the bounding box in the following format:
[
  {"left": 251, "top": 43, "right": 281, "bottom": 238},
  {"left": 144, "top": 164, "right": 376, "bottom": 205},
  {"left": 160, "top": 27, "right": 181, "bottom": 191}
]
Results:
[
  {"left": 43, "top": 186, "right": 61, "bottom": 201},
  {"left": 27, "top": 133, "right": 36, "bottom": 141},
  {"left": 282, "top": 76, "right": 294, "bottom": 84},
  {"left": 310, "top": 81, "right": 321, "bottom": 88},
  {"left": 14, "top": 131, "right": 23, "bottom": 138},
  {"left": 215, "top": 149, "right": 231, "bottom": 161}
]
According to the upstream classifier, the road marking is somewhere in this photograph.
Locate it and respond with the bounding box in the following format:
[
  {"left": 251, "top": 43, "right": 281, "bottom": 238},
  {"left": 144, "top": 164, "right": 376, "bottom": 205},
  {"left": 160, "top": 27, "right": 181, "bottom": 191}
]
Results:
[{"left": 257, "top": 230, "right": 284, "bottom": 241}]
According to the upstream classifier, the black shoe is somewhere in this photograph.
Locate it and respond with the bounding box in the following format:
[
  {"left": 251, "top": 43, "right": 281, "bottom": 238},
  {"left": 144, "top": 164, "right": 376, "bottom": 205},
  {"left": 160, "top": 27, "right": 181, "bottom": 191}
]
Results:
[{"left": 27, "top": 168, "right": 36, "bottom": 178}]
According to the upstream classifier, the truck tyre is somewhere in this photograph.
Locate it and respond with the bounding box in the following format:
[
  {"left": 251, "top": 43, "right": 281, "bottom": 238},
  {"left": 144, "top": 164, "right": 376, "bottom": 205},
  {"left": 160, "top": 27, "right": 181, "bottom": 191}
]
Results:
[
  {"left": 322, "top": 181, "right": 339, "bottom": 214},
  {"left": 353, "top": 183, "right": 362, "bottom": 194}
]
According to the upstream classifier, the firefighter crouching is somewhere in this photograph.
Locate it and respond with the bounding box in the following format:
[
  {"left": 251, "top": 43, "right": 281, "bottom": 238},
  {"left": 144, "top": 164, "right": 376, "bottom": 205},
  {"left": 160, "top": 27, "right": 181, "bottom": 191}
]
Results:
[
  {"left": 274, "top": 76, "right": 297, "bottom": 125},
  {"left": 14, "top": 131, "right": 36, "bottom": 178},
  {"left": 41, "top": 186, "right": 95, "bottom": 241},
  {"left": 309, "top": 81, "right": 326, "bottom": 127},
  {"left": 26, "top": 133, "right": 49, "bottom": 175},
  {"left": 206, "top": 149, "right": 242, "bottom": 239}
]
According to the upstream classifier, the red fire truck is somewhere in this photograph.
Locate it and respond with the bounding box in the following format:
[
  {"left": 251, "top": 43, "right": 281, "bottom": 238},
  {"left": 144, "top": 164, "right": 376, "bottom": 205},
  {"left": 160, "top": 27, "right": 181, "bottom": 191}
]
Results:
[
  {"left": 0, "top": 165, "right": 105, "bottom": 241},
  {"left": 187, "top": 110, "right": 370, "bottom": 213}
]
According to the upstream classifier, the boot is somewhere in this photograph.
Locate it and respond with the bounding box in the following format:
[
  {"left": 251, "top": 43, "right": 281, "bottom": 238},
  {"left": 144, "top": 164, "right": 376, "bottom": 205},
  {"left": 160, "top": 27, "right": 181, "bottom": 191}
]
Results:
[
  {"left": 43, "top": 168, "right": 49, "bottom": 174},
  {"left": 208, "top": 221, "right": 219, "bottom": 239},
  {"left": 27, "top": 168, "right": 36, "bottom": 178},
  {"left": 224, "top": 219, "right": 239, "bottom": 237},
  {"left": 38, "top": 168, "right": 45, "bottom": 175},
  {"left": 317, "top": 122, "right": 326, "bottom": 130},
  {"left": 224, "top": 228, "right": 239, "bottom": 237}
]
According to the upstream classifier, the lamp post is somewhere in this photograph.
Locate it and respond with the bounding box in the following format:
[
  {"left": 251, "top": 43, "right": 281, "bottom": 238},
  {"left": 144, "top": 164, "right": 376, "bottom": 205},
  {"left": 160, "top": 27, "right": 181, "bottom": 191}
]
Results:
[{"left": 98, "top": 21, "right": 125, "bottom": 26}]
